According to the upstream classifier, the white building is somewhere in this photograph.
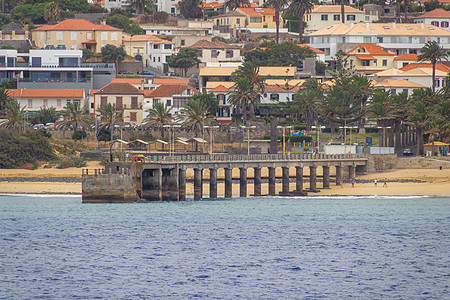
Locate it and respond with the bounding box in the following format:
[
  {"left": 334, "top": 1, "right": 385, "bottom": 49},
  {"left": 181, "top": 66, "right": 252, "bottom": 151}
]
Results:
[
  {"left": 373, "top": 79, "right": 426, "bottom": 97},
  {"left": 414, "top": 8, "right": 450, "bottom": 29},
  {"left": 308, "top": 22, "right": 450, "bottom": 62},
  {"left": 155, "top": 0, "right": 181, "bottom": 15},
  {"left": 143, "top": 84, "right": 199, "bottom": 117}
]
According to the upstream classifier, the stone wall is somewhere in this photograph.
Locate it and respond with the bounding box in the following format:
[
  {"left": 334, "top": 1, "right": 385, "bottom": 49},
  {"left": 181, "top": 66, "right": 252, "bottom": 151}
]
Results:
[
  {"left": 82, "top": 173, "right": 139, "bottom": 203},
  {"left": 396, "top": 157, "right": 450, "bottom": 169},
  {"left": 366, "top": 154, "right": 398, "bottom": 172}
]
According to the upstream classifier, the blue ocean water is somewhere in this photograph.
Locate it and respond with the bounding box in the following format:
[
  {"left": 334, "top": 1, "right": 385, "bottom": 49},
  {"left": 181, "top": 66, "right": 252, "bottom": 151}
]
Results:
[{"left": 0, "top": 195, "right": 449, "bottom": 299}]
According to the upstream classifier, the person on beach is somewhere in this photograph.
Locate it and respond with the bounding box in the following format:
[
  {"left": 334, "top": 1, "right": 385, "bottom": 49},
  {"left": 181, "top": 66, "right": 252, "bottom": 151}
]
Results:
[
  {"left": 374, "top": 178, "right": 377, "bottom": 187},
  {"left": 352, "top": 179, "right": 355, "bottom": 188},
  {"left": 383, "top": 178, "right": 387, "bottom": 187}
]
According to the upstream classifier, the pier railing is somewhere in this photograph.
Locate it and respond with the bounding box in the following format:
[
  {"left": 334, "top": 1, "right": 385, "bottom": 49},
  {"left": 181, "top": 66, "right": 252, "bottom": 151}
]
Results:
[{"left": 145, "top": 153, "right": 367, "bottom": 163}]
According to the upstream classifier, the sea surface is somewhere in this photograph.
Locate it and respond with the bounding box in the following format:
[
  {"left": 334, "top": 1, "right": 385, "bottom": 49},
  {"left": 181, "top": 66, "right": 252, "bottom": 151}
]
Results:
[{"left": 0, "top": 195, "right": 449, "bottom": 299}]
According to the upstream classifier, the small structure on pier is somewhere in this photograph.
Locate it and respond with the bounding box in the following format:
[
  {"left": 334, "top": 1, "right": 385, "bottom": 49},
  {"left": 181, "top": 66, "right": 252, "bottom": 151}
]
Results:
[{"left": 82, "top": 154, "right": 368, "bottom": 203}]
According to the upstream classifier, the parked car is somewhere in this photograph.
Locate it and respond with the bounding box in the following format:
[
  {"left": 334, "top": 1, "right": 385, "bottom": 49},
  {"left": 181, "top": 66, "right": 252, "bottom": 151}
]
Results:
[
  {"left": 189, "top": 74, "right": 199, "bottom": 78},
  {"left": 33, "top": 124, "right": 44, "bottom": 130},
  {"left": 166, "top": 72, "right": 179, "bottom": 77},
  {"left": 403, "top": 148, "right": 413, "bottom": 156},
  {"left": 119, "top": 70, "right": 134, "bottom": 74},
  {"left": 140, "top": 72, "right": 154, "bottom": 76}
]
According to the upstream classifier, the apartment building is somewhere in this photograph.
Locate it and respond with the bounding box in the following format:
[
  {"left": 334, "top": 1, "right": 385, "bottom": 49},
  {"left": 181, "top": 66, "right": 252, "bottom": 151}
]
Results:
[
  {"left": 143, "top": 84, "right": 199, "bottom": 117},
  {"left": 414, "top": 8, "right": 450, "bottom": 29},
  {"left": 123, "top": 35, "right": 175, "bottom": 70},
  {"left": 189, "top": 40, "right": 242, "bottom": 65},
  {"left": 346, "top": 43, "right": 395, "bottom": 74}
]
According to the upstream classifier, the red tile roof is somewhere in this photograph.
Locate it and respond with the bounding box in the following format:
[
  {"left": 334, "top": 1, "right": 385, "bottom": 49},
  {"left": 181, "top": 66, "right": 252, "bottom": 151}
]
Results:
[
  {"left": 144, "top": 84, "right": 198, "bottom": 98},
  {"left": 33, "top": 19, "right": 121, "bottom": 31},
  {"left": 399, "top": 62, "right": 450, "bottom": 72},
  {"left": 210, "top": 85, "right": 230, "bottom": 92},
  {"left": 94, "top": 82, "right": 144, "bottom": 95},
  {"left": 7, "top": 89, "right": 84, "bottom": 98},
  {"left": 237, "top": 7, "right": 276, "bottom": 17},
  {"left": 347, "top": 43, "right": 394, "bottom": 56},
  {"left": 201, "top": 1, "right": 224, "bottom": 8},
  {"left": 394, "top": 53, "right": 418, "bottom": 61},
  {"left": 419, "top": 0, "right": 450, "bottom": 4},
  {"left": 297, "top": 44, "right": 325, "bottom": 54},
  {"left": 414, "top": 8, "right": 450, "bottom": 18},
  {"left": 356, "top": 55, "right": 376, "bottom": 60}
]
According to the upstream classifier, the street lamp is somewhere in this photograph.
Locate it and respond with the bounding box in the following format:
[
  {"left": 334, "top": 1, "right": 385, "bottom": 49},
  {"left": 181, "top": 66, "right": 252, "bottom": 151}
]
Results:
[
  {"left": 378, "top": 126, "right": 392, "bottom": 148},
  {"left": 242, "top": 125, "right": 256, "bottom": 155},
  {"left": 277, "top": 126, "right": 291, "bottom": 154},
  {"left": 311, "top": 125, "right": 325, "bottom": 154},
  {"left": 163, "top": 124, "right": 180, "bottom": 156},
  {"left": 339, "top": 125, "right": 358, "bottom": 154},
  {"left": 204, "top": 125, "right": 219, "bottom": 154}
]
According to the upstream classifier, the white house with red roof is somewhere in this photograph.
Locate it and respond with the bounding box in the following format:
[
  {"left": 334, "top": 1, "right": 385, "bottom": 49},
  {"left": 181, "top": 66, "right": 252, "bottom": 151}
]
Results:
[
  {"left": 297, "top": 44, "right": 326, "bottom": 62},
  {"left": 414, "top": 9, "right": 450, "bottom": 29},
  {"left": 123, "top": 35, "right": 175, "bottom": 70},
  {"left": 346, "top": 43, "right": 395, "bottom": 74},
  {"left": 393, "top": 53, "right": 420, "bottom": 69},
  {"left": 209, "top": 84, "right": 232, "bottom": 123}
]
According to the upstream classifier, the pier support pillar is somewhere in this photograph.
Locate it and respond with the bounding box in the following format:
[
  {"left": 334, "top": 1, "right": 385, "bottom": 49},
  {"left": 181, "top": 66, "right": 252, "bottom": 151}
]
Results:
[
  {"left": 323, "top": 165, "right": 330, "bottom": 188},
  {"left": 253, "top": 167, "right": 261, "bottom": 196},
  {"left": 295, "top": 166, "right": 303, "bottom": 192},
  {"left": 162, "top": 168, "right": 178, "bottom": 201},
  {"left": 225, "top": 168, "right": 232, "bottom": 198},
  {"left": 239, "top": 167, "right": 247, "bottom": 197},
  {"left": 179, "top": 168, "right": 186, "bottom": 201},
  {"left": 142, "top": 168, "right": 161, "bottom": 201},
  {"left": 194, "top": 168, "right": 202, "bottom": 200},
  {"left": 209, "top": 168, "right": 217, "bottom": 199},
  {"left": 268, "top": 167, "right": 276, "bottom": 196},
  {"left": 281, "top": 166, "right": 289, "bottom": 195},
  {"left": 349, "top": 165, "right": 356, "bottom": 180},
  {"left": 336, "top": 165, "right": 343, "bottom": 186},
  {"left": 309, "top": 165, "right": 317, "bottom": 192}
]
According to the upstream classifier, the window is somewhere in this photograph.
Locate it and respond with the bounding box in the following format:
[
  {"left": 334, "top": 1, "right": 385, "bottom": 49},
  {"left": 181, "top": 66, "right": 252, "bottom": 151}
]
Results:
[
  {"left": 364, "top": 36, "right": 371, "bottom": 43},
  {"left": 164, "top": 44, "right": 172, "bottom": 49},
  {"left": 131, "top": 97, "right": 138, "bottom": 109},
  {"left": 270, "top": 94, "right": 279, "bottom": 101},
  {"left": 28, "top": 99, "right": 32, "bottom": 108},
  {"left": 130, "top": 112, "right": 137, "bottom": 122},
  {"left": 365, "top": 16, "right": 370, "bottom": 22},
  {"left": 362, "top": 60, "right": 370, "bottom": 66},
  {"left": 334, "top": 15, "right": 340, "bottom": 21},
  {"left": 101, "top": 96, "right": 107, "bottom": 107},
  {"left": 115, "top": 97, "right": 122, "bottom": 109},
  {"left": 376, "top": 37, "right": 384, "bottom": 43},
  {"left": 56, "top": 32, "right": 63, "bottom": 40},
  {"left": 181, "top": 40, "right": 185, "bottom": 46},
  {"left": 250, "top": 17, "right": 262, "bottom": 23},
  {"left": 166, "top": 99, "right": 172, "bottom": 106},
  {"left": 158, "top": 57, "right": 160, "bottom": 62},
  {"left": 57, "top": 99, "right": 61, "bottom": 107},
  {"left": 321, "top": 14, "right": 328, "bottom": 21},
  {"left": 101, "top": 32, "right": 107, "bottom": 40},
  {"left": 217, "top": 94, "right": 225, "bottom": 104},
  {"left": 441, "top": 21, "right": 449, "bottom": 28},
  {"left": 226, "top": 50, "right": 233, "bottom": 58},
  {"left": 87, "top": 32, "right": 92, "bottom": 40},
  {"left": 40, "top": 32, "right": 46, "bottom": 40},
  {"left": 431, "top": 21, "right": 439, "bottom": 27},
  {"left": 390, "top": 89, "right": 396, "bottom": 95},
  {"left": 382, "top": 59, "right": 387, "bottom": 66},
  {"left": 403, "top": 62, "right": 408, "bottom": 67},
  {"left": 171, "top": 7, "right": 175, "bottom": 14},
  {"left": 166, "top": 55, "right": 171, "bottom": 62},
  {"left": 347, "top": 15, "right": 356, "bottom": 21},
  {"left": 31, "top": 57, "right": 42, "bottom": 67},
  {"left": 236, "top": 18, "right": 240, "bottom": 25},
  {"left": 403, "top": 89, "right": 409, "bottom": 96},
  {"left": 71, "top": 32, "right": 77, "bottom": 40},
  {"left": 436, "top": 79, "right": 440, "bottom": 87},
  {"left": 111, "top": 32, "right": 118, "bottom": 40},
  {"left": 153, "top": 44, "right": 159, "bottom": 49},
  {"left": 43, "top": 99, "right": 48, "bottom": 107}
]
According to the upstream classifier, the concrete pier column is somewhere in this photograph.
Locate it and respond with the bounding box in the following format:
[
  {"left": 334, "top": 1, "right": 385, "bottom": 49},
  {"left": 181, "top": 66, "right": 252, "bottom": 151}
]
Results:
[
  {"left": 268, "top": 167, "right": 276, "bottom": 196},
  {"left": 309, "top": 165, "right": 317, "bottom": 192},
  {"left": 336, "top": 165, "right": 343, "bottom": 186},
  {"left": 253, "top": 167, "right": 262, "bottom": 196},
  {"left": 225, "top": 168, "right": 232, "bottom": 198},
  {"left": 389, "top": 128, "right": 395, "bottom": 148},
  {"left": 209, "top": 168, "right": 217, "bottom": 199},
  {"left": 162, "top": 168, "right": 178, "bottom": 201},
  {"left": 179, "top": 168, "right": 186, "bottom": 201},
  {"left": 322, "top": 165, "right": 330, "bottom": 188},
  {"left": 295, "top": 166, "right": 303, "bottom": 192},
  {"left": 194, "top": 168, "right": 202, "bottom": 200},
  {"left": 239, "top": 167, "right": 247, "bottom": 197},
  {"left": 349, "top": 165, "right": 356, "bottom": 180},
  {"left": 281, "top": 166, "right": 289, "bottom": 195}
]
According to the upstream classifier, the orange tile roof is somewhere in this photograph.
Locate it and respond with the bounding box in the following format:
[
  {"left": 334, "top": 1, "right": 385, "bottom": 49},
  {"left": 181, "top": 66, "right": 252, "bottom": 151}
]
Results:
[
  {"left": 144, "top": 84, "right": 198, "bottom": 98},
  {"left": 89, "top": 89, "right": 99, "bottom": 95},
  {"left": 399, "top": 62, "right": 450, "bottom": 72},
  {"left": 414, "top": 8, "right": 450, "bottom": 18},
  {"left": 125, "top": 34, "right": 163, "bottom": 41},
  {"left": 420, "top": 0, "right": 450, "bottom": 3},
  {"left": 264, "top": 84, "right": 301, "bottom": 92},
  {"left": 297, "top": 44, "right": 325, "bottom": 54},
  {"left": 394, "top": 53, "right": 418, "bottom": 61},
  {"left": 347, "top": 43, "right": 394, "bottom": 56},
  {"left": 94, "top": 82, "right": 144, "bottom": 95},
  {"left": 210, "top": 85, "right": 230, "bottom": 92},
  {"left": 153, "top": 78, "right": 189, "bottom": 84},
  {"left": 356, "top": 55, "right": 376, "bottom": 60},
  {"left": 201, "top": 1, "right": 224, "bottom": 8},
  {"left": 237, "top": 7, "right": 275, "bottom": 17},
  {"left": 310, "top": 5, "right": 364, "bottom": 14},
  {"left": 7, "top": 89, "right": 84, "bottom": 98},
  {"left": 33, "top": 19, "right": 121, "bottom": 31},
  {"left": 112, "top": 78, "right": 145, "bottom": 84}
]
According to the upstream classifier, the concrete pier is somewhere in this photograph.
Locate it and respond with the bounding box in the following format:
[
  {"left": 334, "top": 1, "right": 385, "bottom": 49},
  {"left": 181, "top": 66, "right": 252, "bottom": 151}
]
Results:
[
  {"left": 349, "top": 165, "right": 356, "bottom": 180},
  {"left": 254, "top": 167, "right": 262, "bottom": 196},
  {"left": 336, "top": 165, "right": 343, "bottom": 186},
  {"left": 240, "top": 167, "right": 247, "bottom": 197},
  {"left": 268, "top": 167, "right": 276, "bottom": 196},
  {"left": 225, "top": 168, "right": 232, "bottom": 198},
  {"left": 296, "top": 166, "right": 303, "bottom": 192},
  {"left": 209, "top": 168, "right": 217, "bottom": 199},
  {"left": 194, "top": 168, "right": 202, "bottom": 200},
  {"left": 323, "top": 165, "right": 330, "bottom": 188},
  {"left": 179, "top": 168, "right": 186, "bottom": 201},
  {"left": 281, "top": 167, "right": 289, "bottom": 195},
  {"left": 309, "top": 165, "right": 317, "bottom": 191}
]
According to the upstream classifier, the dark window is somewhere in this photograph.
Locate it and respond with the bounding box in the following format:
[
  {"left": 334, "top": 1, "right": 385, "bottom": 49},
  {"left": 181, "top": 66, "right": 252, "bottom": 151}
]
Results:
[
  {"left": 131, "top": 97, "right": 138, "bottom": 109},
  {"left": 181, "top": 40, "right": 185, "bottom": 46},
  {"left": 347, "top": 15, "right": 356, "bottom": 21},
  {"left": 334, "top": 15, "right": 340, "bottom": 21},
  {"left": 166, "top": 99, "right": 172, "bottom": 106},
  {"left": 382, "top": 59, "right": 387, "bottom": 66},
  {"left": 321, "top": 14, "right": 328, "bottom": 21},
  {"left": 31, "top": 57, "right": 42, "bottom": 67},
  {"left": 116, "top": 97, "right": 122, "bottom": 109},
  {"left": 130, "top": 112, "right": 137, "bottom": 122},
  {"left": 100, "top": 96, "right": 107, "bottom": 107},
  {"left": 164, "top": 44, "right": 172, "bottom": 49},
  {"left": 362, "top": 60, "right": 370, "bottom": 66}
]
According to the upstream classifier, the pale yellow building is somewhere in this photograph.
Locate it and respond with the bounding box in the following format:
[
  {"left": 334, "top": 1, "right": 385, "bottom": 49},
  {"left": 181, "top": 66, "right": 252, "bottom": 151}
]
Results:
[
  {"left": 32, "top": 19, "right": 122, "bottom": 53},
  {"left": 305, "top": 5, "right": 368, "bottom": 33},
  {"left": 346, "top": 43, "right": 395, "bottom": 74}
]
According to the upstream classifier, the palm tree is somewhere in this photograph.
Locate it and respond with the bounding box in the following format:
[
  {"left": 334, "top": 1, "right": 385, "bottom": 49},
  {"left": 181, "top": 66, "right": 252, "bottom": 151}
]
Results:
[
  {"left": 294, "top": 78, "right": 323, "bottom": 131},
  {"left": 0, "top": 100, "right": 26, "bottom": 130},
  {"left": 418, "top": 41, "right": 448, "bottom": 93},
  {"left": 59, "top": 102, "right": 88, "bottom": 132},
  {"left": 143, "top": 102, "right": 172, "bottom": 140},
  {"left": 180, "top": 96, "right": 210, "bottom": 137},
  {"left": 97, "top": 103, "right": 122, "bottom": 142},
  {"left": 228, "top": 77, "right": 260, "bottom": 125},
  {"left": 367, "top": 90, "right": 395, "bottom": 147},
  {"left": 231, "top": 62, "right": 265, "bottom": 93},
  {"left": 266, "top": 0, "right": 288, "bottom": 44},
  {"left": 225, "top": 0, "right": 250, "bottom": 11},
  {"left": 128, "top": 0, "right": 152, "bottom": 14},
  {"left": 0, "top": 86, "right": 11, "bottom": 118},
  {"left": 289, "top": 0, "right": 313, "bottom": 42}
]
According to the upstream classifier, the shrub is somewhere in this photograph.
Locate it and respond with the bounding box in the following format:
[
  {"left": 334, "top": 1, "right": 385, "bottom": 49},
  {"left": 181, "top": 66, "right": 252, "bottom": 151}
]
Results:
[
  {"left": 72, "top": 130, "right": 87, "bottom": 141},
  {"left": 56, "top": 156, "right": 87, "bottom": 169}
]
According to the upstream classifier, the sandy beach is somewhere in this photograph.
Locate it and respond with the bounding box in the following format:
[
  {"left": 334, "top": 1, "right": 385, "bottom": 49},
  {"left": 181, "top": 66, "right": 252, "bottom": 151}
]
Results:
[{"left": 0, "top": 162, "right": 449, "bottom": 197}]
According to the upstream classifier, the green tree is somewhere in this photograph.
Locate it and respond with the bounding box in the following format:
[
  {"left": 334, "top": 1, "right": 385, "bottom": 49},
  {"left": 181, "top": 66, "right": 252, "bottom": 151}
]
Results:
[
  {"left": 294, "top": 78, "right": 323, "bottom": 131},
  {"left": 288, "top": 0, "right": 313, "bottom": 42},
  {"left": 179, "top": 0, "right": 202, "bottom": 19},
  {"left": 0, "top": 86, "right": 11, "bottom": 118},
  {"left": 143, "top": 102, "right": 172, "bottom": 139},
  {"left": 82, "top": 48, "right": 94, "bottom": 62},
  {"left": 0, "top": 14, "right": 12, "bottom": 29},
  {"left": 191, "top": 92, "right": 219, "bottom": 116},
  {"left": 28, "top": 107, "right": 59, "bottom": 125},
  {"left": 266, "top": 0, "right": 288, "bottom": 44},
  {"left": 418, "top": 41, "right": 448, "bottom": 92},
  {"left": 72, "top": 130, "right": 87, "bottom": 141},
  {"left": 180, "top": 96, "right": 210, "bottom": 137},
  {"left": 97, "top": 103, "right": 122, "bottom": 142},
  {"left": 228, "top": 77, "right": 260, "bottom": 125},
  {"left": 127, "top": 0, "right": 152, "bottom": 14},
  {"left": 101, "top": 45, "right": 126, "bottom": 75},
  {"left": 225, "top": 0, "right": 250, "bottom": 10},
  {"left": 44, "top": 2, "right": 60, "bottom": 23},
  {"left": 59, "top": 102, "right": 88, "bottom": 132},
  {"left": 167, "top": 48, "right": 201, "bottom": 76},
  {"left": 0, "top": 100, "right": 26, "bottom": 130},
  {"left": 106, "top": 14, "right": 144, "bottom": 35},
  {"left": 244, "top": 42, "right": 314, "bottom": 68}
]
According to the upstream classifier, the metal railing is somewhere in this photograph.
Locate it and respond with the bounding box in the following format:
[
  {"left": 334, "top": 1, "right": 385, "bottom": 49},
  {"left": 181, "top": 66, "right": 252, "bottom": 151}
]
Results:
[{"left": 144, "top": 153, "right": 367, "bottom": 163}]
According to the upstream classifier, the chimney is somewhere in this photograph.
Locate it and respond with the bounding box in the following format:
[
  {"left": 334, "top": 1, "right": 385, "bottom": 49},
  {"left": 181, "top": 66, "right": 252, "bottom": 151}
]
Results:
[{"left": 101, "top": 19, "right": 106, "bottom": 25}]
